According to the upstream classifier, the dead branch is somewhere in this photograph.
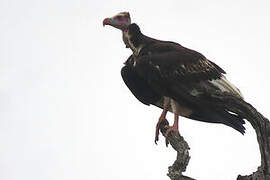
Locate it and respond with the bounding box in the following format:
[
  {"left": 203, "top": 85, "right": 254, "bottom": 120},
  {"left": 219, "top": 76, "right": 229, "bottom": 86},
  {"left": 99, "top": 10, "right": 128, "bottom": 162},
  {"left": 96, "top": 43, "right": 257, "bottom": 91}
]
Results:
[{"left": 160, "top": 92, "right": 270, "bottom": 180}]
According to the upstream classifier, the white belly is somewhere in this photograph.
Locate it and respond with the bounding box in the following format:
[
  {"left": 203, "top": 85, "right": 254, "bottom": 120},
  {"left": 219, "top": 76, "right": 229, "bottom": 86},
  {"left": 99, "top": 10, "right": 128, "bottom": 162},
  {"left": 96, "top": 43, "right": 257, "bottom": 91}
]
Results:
[{"left": 155, "top": 97, "right": 193, "bottom": 117}]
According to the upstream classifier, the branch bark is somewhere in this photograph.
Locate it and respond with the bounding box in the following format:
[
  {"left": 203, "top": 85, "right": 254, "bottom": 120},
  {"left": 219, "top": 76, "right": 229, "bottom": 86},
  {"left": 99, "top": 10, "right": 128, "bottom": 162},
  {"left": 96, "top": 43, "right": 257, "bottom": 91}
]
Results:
[
  {"left": 159, "top": 120, "right": 194, "bottom": 180},
  {"left": 161, "top": 93, "right": 270, "bottom": 180}
]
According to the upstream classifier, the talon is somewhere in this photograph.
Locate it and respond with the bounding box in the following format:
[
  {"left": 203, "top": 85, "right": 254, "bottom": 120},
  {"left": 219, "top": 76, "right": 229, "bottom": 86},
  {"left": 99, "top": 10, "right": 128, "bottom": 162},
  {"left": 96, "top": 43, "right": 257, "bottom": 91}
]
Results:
[
  {"left": 164, "top": 113, "right": 179, "bottom": 147},
  {"left": 155, "top": 118, "right": 169, "bottom": 144},
  {"left": 154, "top": 99, "right": 170, "bottom": 145},
  {"left": 155, "top": 125, "right": 159, "bottom": 144}
]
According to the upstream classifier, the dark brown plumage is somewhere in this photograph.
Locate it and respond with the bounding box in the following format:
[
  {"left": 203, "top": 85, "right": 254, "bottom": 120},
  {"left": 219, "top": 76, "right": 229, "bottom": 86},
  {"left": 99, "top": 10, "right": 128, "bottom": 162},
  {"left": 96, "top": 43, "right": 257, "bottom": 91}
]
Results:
[
  {"left": 104, "top": 13, "right": 248, "bottom": 145},
  {"left": 122, "top": 24, "right": 245, "bottom": 136}
]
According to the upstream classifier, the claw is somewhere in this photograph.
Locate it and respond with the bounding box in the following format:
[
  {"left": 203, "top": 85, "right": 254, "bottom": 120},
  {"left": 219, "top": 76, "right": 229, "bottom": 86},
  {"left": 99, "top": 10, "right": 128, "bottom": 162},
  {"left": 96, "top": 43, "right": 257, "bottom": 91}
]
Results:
[
  {"left": 155, "top": 126, "right": 159, "bottom": 144},
  {"left": 155, "top": 118, "right": 169, "bottom": 144},
  {"left": 164, "top": 125, "right": 179, "bottom": 147}
]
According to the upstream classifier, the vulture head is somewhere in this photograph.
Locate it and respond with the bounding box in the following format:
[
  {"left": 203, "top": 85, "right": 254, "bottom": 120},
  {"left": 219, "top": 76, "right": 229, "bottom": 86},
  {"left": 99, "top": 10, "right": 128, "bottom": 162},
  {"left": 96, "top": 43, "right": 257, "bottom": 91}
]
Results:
[{"left": 103, "top": 12, "right": 131, "bottom": 31}]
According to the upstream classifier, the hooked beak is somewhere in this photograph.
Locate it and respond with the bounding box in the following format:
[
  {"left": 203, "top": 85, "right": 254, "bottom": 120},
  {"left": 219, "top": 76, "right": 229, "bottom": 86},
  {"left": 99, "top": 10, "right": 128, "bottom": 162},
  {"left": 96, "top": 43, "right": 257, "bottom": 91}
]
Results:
[
  {"left": 103, "top": 18, "right": 119, "bottom": 28},
  {"left": 103, "top": 18, "right": 112, "bottom": 26},
  {"left": 102, "top": 17, "right": 128, "bottom": 31}
]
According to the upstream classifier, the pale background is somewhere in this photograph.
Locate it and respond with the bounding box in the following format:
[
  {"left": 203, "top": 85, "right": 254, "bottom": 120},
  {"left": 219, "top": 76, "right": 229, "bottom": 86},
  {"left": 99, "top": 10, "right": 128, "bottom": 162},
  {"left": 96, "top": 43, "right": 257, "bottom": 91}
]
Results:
[{"left": 0, "top": 0, "right": 270, "bottom": 179}]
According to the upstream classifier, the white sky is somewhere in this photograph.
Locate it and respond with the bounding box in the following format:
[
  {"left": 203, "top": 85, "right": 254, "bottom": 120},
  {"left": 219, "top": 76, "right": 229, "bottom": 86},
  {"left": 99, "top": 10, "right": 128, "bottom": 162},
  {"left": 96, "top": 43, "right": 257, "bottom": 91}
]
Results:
[{"left": 0, "top": 0, "right": 270, "bottom": 179}]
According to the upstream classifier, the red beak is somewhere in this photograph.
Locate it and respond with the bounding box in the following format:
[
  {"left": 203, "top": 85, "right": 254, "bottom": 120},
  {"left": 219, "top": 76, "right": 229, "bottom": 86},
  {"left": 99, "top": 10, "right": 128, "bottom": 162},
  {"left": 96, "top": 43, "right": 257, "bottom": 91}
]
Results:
[{"left": 103, "top": 18, "right": 111, "bottom": 26}]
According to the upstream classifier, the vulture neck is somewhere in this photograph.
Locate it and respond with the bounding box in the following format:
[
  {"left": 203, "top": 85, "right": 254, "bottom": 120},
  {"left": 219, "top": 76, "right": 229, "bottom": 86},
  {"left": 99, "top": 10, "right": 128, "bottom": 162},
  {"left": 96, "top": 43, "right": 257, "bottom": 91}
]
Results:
[{"left": 123, "top": 23, "right": 145, "bottom": 56}]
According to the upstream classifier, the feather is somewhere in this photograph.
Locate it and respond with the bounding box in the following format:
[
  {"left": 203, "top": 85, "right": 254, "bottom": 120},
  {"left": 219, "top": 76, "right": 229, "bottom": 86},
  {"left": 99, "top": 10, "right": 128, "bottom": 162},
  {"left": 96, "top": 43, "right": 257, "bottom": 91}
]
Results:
[{"left": 120, "top": 23, "right": 247, "bottom": 134}]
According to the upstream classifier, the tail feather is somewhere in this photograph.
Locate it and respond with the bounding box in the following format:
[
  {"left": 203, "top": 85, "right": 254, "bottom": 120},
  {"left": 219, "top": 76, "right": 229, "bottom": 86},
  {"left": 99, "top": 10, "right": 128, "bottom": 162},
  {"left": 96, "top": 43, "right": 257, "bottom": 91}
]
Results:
[
  {"left": 189, "top": 109, "right": 246, "bottom": 134},
  {"left": 219, "top": 110, "right": 246, "bottom": 134}
]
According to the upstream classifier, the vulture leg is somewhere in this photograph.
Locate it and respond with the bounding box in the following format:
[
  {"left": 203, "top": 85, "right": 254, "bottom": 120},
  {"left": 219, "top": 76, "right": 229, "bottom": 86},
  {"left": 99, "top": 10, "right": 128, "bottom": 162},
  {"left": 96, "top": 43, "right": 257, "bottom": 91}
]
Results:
[
  {"left": 163, "top": 99, "right": 181, "bottom": 146},
  {"left": 165, "top": 113, "right": 179, "bottom": 146},
  {"left": 155, "top": 98, "right": 170, "bottom": 144}
]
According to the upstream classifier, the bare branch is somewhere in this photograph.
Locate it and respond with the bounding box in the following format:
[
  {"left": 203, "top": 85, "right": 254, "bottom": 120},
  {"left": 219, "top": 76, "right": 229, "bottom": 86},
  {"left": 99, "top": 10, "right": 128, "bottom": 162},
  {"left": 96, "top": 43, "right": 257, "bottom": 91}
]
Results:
[
  {"left": 160, "top": 92, "right": 270, "bottom": 180},
  {"left": 159, "top": 121, "right": 195, "bottom": 180}
]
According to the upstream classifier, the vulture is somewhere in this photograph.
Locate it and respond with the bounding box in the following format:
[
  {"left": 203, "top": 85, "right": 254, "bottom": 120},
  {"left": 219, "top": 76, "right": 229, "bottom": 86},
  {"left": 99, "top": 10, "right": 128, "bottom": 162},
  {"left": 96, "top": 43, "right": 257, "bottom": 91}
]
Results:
[{"left": 103, "top": 12, "right": 253, "bottom": 146}]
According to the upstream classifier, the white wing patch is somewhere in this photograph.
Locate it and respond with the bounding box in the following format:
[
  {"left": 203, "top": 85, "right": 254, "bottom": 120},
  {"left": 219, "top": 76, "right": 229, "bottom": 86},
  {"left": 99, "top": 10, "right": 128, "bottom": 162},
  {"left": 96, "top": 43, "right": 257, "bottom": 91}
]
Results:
[
  {"left": 190, "top": 89, "right": 201, "bottom": 96},
  {"left": 155, "top": 65, "right": 160, "bottom": 70},
  {"left": 209, "top": 76, "right": 243, "bottom": 98}
]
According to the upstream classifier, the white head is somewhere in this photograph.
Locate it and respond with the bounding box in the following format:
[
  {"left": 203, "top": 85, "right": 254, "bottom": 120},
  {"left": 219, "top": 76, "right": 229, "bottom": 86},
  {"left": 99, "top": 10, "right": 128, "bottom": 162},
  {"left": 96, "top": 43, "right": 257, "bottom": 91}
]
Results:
[{"left": 103, "top": 12, "right": 131, "bottom": 31}]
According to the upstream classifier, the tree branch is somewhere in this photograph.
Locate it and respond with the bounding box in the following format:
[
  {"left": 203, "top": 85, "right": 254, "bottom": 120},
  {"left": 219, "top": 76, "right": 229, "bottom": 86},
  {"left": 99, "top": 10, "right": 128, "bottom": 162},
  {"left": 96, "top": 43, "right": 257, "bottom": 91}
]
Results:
[
  {"left": 160, "top": 93, "right": 270, "bottom": 180},
  {"left": 213, "top": 94, "right": 270, "bottom": 180},
  {"left": 159, "top": 121, "right": 195, "bottom": 180}
]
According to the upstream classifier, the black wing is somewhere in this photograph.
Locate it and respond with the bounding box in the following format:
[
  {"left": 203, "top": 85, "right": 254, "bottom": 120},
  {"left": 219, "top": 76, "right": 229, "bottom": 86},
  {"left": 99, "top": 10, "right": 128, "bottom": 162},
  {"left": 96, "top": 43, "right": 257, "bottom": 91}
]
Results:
[
  {"left": 135, "top": 43, "right": 245, "bottom": 133},
  {"left": 137, "top": 41, "right": 226, "bottom": 83},
  {"left": 121, "top": 55, "right": 161, "bottom": 105}
]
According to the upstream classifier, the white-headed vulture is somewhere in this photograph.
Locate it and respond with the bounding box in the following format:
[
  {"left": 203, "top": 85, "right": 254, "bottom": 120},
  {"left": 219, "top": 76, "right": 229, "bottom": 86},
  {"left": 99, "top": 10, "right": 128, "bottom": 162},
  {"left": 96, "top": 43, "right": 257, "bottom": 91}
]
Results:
[{"left": 103, "top": 12, "right": 247, "bottom": 146}]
